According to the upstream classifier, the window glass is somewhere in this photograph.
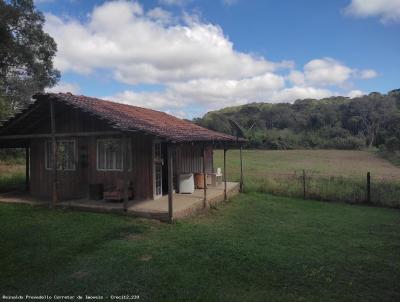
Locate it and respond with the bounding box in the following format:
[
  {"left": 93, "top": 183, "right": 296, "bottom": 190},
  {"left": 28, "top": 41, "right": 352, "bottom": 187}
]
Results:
[
  {"left": 154, "top": 142, "right": 162, "bottom": 160},
  {"left": 97, "top": 139, "right": 131, "bottom": 171},
  {"left": 46, "top": 140, "right": 75, "bottom": 170}
]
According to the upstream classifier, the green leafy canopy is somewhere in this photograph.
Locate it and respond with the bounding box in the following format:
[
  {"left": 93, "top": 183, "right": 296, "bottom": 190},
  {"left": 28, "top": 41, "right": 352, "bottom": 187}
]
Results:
[{"left": 0, "top": 0, "right": 60, "bottom": 119}]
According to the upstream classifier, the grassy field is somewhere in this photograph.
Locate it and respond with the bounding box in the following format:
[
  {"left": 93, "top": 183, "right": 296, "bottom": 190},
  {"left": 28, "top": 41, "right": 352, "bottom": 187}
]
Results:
[
  {"left": 0, "top": 162, "right": 25, "bottom": 192},
  {"left": 0, "top": 193, "right": 399, "bottom": 301},
  {"left": 214, "top": 150, "right": 400, "bottom": 207},
  {"left": 214, "top": 149, "right": 400, "bottom": 178}
]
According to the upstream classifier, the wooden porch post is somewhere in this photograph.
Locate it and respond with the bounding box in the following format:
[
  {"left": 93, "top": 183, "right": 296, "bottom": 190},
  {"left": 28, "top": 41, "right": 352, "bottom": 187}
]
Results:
[
  {"left": 224, "top": 147, "right": 227, "bottom": 201},
  {"left": 203, "top": 144, "right": 208, "bottom": 208},
  {"left": 25, "top": 147, "right": 30, "bottom": 192},
  {"left": 50, "top": 100, "right": 57, "bottom": 208},
  {"left": 167, "top": 144, "right": 174, "bottom": 222},
  {"left": 239, "top": 145, "right": 243, "bottom": 193},
  {"left": 122, "top": 134, "right": 129, "bottom": 212}
]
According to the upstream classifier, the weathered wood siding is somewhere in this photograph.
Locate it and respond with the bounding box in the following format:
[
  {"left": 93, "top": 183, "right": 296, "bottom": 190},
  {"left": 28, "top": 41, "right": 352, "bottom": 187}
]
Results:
[
  {"left": 28, "top": 102, "right": 213, "bottom": 201},
  {"left": 175, "top": 144, "right": 213, "bottom": 174},
  {"left": 30, "top": 137, "right": 89, "bottom": 200},
  {"left": 29, "top": 102, "right": 154, "bottom": 201},
  {"left": 85, "top": 134, "right": 153, "bottom": 201}
]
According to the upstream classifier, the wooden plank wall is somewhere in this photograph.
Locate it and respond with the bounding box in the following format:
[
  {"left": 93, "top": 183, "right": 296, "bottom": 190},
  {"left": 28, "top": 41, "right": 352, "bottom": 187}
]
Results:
[
  {"left": 30, "top": 137, "right": 88, "bottom": 200},
  {"left": 29, "top": 103, "right": 154, "bottom": 201},
  {"left": 86, "top": 134, "right": 153, "bottom": 201},
  {"left": 29, "top": 102, "right": 216, "bottom": 201},
  {"left": 175, "top": 144, "right": 213, "bottom": 175}
]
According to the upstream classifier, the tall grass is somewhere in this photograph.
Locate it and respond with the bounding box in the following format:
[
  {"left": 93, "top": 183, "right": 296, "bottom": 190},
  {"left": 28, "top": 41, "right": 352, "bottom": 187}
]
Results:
[
  {"left": 0, "top": 172, "right": 25, "bottom": 192},
  {"left": 214, "top": 150, "right": 400, "bottom": 208},
  {"left": 241, "top": 173, "right": 400, "bottom": 208},
  {"left": 0, "top": 160, "right": 26, "bottom": 193}
]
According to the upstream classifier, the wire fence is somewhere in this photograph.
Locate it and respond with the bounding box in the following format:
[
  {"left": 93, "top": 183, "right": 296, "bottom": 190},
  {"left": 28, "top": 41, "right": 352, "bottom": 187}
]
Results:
[{"left": 242, "top": 171, "right": 400, "bottom": 208}]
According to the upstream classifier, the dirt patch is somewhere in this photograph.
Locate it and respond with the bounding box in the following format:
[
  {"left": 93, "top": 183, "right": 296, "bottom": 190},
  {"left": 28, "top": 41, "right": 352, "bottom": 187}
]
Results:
[{"left": 138, "top": 255, "right": 152, "bottom": 262}]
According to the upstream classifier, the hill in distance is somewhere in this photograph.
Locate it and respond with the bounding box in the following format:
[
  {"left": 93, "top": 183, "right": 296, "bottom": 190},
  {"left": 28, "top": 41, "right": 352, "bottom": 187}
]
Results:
[{"left": 194, "top": 89, "right": 400, "bottom": 152}]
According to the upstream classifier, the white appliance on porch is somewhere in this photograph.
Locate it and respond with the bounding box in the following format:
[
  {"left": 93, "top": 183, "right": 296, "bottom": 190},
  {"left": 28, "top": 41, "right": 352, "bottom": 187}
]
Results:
[{"left": 179, "top": 173, "right": 195, "bottom": 194}]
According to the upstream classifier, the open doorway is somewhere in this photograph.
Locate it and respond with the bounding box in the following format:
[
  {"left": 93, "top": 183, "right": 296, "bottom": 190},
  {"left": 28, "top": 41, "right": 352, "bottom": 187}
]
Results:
[
  {"left": 153, "top": 141, "right": 173, "bottom": 199},
  {"left": 161, "top": 142, "right": 169, "bottom": 195}
]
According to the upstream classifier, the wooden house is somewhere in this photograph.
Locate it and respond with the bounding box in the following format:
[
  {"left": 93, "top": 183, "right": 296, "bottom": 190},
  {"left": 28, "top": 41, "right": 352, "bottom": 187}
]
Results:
[{"left": 0, "top": 93, "right": 243, "bottom": 221}]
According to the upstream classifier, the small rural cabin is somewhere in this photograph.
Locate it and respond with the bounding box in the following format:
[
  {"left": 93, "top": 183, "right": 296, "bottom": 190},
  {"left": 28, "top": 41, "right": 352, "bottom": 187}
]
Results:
[{"left": 0, "top": 93, "right": 244, "bottom": 221}]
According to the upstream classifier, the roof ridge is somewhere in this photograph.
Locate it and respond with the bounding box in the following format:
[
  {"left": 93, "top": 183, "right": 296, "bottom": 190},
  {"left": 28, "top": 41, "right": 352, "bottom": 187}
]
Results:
[
  {"left": 48, "top": 92, "right": 169, "bottom": 116},
  {"left": 30, "top": 92, "right": 243, "bottom": 143}
]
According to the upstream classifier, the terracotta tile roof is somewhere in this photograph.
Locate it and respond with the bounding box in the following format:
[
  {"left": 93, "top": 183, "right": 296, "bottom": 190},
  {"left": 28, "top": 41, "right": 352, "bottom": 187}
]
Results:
[{"left": 36, "top": 93, "right": 241, "bottom": 143}]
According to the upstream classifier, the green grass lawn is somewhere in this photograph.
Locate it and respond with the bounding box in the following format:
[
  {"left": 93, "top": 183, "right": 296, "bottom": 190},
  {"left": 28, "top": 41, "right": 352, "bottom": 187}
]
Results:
[{"left": 1, "top": 193, "right": 399, "bottom": 301}]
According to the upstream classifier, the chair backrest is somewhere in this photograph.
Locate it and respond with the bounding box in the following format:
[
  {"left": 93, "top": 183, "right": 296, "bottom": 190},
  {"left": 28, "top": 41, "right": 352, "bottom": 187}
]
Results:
[
  {"left": 217, "top": 168, "right": 222, "bottom": 175},
  {"left": 116, "top": 179, "right": 124, "bottom": 191}
]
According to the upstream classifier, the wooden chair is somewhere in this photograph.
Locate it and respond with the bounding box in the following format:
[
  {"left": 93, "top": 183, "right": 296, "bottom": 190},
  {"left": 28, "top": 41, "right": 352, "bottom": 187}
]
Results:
[{"left": 103, "top": 179, "right": 134, "bottom": 201}]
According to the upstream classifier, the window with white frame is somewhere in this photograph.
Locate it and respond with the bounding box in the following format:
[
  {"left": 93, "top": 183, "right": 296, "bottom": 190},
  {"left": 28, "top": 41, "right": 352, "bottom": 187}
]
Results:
[
  {"left": 46, "top": 140, "right": 76, "bottom": 170},
  {"left": 97, "top": 139, "right": 131, "bottom": 171}
]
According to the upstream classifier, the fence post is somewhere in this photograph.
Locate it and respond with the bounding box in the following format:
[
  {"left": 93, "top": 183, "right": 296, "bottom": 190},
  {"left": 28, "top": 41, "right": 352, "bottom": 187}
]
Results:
[
  {"left": 367, "top": 172, "right": 371, "bottom": 204},
  {"left": 302, "top": 170, "right": 306, "bottom": 200}
]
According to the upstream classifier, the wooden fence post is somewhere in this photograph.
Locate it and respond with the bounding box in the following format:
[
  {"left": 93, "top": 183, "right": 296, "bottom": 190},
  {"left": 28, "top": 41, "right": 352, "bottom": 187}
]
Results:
[
  {"left": 302, "top": 170, "right": 306, "bottom": 200},
  {"left": 367, "top": 172, "right": 371, "bottom": 204},
  {"left": 239, "top": 145, "right": 244, "bottom": 193},
  {"left": 168, "top": 144, "right": 174, "bottom": 223},
  {"left": 223, "top": 148, "right": 227, "bottom": 201},
  {"left": 25, "top": 147, "right": 30, "bottom": 192},
  {"left": 50, "top": 99, "right": 57, "bottom": 208},
  {"left": 203, "top": 144, "right": 208, "bottom": 209},
  {"left": 122, "top": 134, "right": 129, "bottom": 212}
]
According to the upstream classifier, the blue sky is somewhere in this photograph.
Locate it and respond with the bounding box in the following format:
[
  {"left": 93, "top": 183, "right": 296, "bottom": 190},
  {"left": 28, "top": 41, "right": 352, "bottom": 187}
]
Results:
[{"left": 36, "top": 0, "right": 400, "bottom": 118}]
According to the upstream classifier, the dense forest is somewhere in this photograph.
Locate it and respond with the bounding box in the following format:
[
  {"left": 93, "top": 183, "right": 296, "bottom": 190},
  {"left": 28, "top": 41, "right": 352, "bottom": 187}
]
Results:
[{"left": 194, "top": 89, "right": 400, "bottom": 154}]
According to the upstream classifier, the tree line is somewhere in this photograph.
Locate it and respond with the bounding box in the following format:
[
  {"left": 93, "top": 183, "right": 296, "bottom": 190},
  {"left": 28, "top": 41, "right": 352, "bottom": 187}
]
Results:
[{"left": 194, "top": 90, "right": 400, "bottom": 153}]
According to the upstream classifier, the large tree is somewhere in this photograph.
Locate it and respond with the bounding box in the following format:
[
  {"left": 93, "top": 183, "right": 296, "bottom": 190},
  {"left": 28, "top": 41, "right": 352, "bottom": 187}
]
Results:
[{"left": 0, "top": 0, "right": 59, "bottom": 119}]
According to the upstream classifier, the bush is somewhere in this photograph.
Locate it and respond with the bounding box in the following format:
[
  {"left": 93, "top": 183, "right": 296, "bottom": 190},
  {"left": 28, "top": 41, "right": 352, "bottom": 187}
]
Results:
[
  {"left": 321, "top": 136, "right": 365, "bottom": 150},
  {"left": 0, "top": 149, "right": 25, "bottom": 164},
  {"left": 385, "top": 137, "right": 400, "bottom": 152}
]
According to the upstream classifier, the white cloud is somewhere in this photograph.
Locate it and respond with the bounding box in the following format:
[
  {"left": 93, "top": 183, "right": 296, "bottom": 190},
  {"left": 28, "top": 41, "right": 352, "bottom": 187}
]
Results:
[
  {"left": 347, "top": 90, "right": 365, "bottom": 98},
  {"left": 107, "top": 89, "right": 183, "bottom": 110},
  {"left": 147, "top": 7, "right": 174, "bottom": 24},
  {"left": 287, "top": 58, "right": 378, "bottom": 88},
  {"left": 108, "top": 73, "right": 284, "bottom": 111},
  {"left": 43, "top": 1, "right": 378, "bottom": 117},
  {"left": 303, "top": 58, "right": 353, "bottom": 87},
  {"left": 358, "top": 69, "right": 378, "bottom": 79},
  {"left": 271, "top": 86, "right": 334, "bottom": 102},
  {"left": 344, "top": 0, "right": 400, "bottom": 23},
  {"left": 107, "top": 74, "right": 336, "bottom": 113},
  {"left": 46, "top": 82, "right": 81, "bottom": 94},
  {"left": 45, "top": 1, "right": 278, "bottom": 84},
  {"left": 287, "top": 70, "right": 305, "bottom": 86},
  {"left": 170, "top": 73, "right": 285, "bottom": 105}
]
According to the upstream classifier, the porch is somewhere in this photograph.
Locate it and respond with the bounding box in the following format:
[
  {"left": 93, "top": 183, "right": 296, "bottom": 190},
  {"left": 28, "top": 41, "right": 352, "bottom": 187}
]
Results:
[{"left": 0, "top": 182, "right": 240, "bottom": 221}]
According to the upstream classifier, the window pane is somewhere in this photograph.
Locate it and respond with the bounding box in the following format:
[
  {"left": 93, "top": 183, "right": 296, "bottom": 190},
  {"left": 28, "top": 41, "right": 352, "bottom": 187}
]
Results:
[
  {"left": 97, "top": 139, "right": 127, "bottom": 170},
  {"left": 155, "top": 143, "right": 161, "bottom": 159},
  {"left": 98, "top": 141, "right": 104, "bottom": 170},
  {"left": 46, "top": 140, "right": 75, "bottom": 170}
]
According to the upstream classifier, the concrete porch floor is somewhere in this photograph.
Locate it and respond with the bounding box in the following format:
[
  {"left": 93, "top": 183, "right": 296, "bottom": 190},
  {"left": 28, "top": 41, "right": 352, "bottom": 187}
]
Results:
[
  {"left": 0, "top": 182, "right": 240, "bottom": 221},
  {"left": 129, "top": 182, "right": 239, "bottom": 220}
]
